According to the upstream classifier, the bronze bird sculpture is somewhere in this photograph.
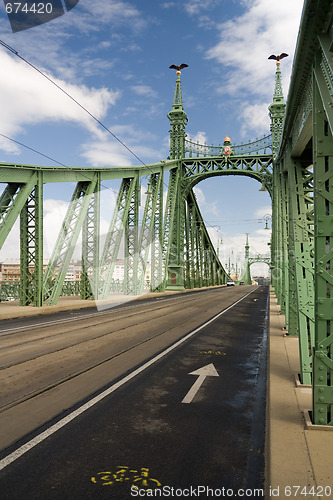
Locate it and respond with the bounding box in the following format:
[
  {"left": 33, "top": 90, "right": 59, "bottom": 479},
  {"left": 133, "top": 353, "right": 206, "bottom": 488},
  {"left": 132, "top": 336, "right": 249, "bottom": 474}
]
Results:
[
  {"left": 268, "top": 53, "right": 288, "bottom": 61},
  {"left": 169, "top": 63, "right": 189, "bottom": 71}
]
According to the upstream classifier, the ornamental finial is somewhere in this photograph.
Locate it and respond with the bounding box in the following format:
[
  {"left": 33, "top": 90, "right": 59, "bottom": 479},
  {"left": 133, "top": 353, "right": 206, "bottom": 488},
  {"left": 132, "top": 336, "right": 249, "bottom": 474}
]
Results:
[
  {"left": 169, "top": 63, "right": 189, "bottom": 75},
  {"left": 268, "top": 53, "right": 288, "bottom": 66}
]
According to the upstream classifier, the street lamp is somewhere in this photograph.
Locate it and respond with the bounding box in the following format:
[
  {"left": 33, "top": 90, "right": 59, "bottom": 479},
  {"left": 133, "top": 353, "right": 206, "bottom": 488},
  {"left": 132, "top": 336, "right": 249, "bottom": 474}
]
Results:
[{"left": 262, "top": 214, "right": 272, "bottom": 230}]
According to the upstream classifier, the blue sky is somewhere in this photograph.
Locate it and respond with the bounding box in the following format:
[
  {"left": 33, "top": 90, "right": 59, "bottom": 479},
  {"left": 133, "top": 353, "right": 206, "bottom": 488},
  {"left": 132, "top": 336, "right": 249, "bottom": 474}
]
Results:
[{"left": 0, "top": 0, "right": 304, "bottom": 275}]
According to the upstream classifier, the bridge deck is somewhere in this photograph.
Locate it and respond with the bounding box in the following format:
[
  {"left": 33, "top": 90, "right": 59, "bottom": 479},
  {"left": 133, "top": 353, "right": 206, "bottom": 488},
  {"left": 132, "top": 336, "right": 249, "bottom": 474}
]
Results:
[{"left": 0, "top": 286, "right": 331, "bottom": 495}]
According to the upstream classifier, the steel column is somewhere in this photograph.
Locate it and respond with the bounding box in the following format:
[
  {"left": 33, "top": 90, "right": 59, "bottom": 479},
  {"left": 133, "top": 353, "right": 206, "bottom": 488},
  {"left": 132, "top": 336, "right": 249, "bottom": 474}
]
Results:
[
  {"left": 98, "top": 177, "right": 138, "bottom": 299},
  {"left": 288, "top": 158, "right": 315, "bottom": 384},
  {"left": 20, "top": 171, "right": 44, "bottom": 306},
  {"left": 81, "top": 174, "right": 100, "bottom": 300},
  {"left": 43, "top": 179, "right": 97, "bottom": 305},
  {"left": 312, "top": 65, "right": 333, "bottom": 425}
]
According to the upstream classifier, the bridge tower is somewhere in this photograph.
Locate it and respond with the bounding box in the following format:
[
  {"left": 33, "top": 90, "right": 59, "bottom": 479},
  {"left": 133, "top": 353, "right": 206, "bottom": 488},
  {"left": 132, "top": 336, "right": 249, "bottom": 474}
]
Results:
[
  {"left": 269, "top": 59, "right": 286, "bottom": 155},
  {"left": 167, "top": 71, "right": 188, "bottom": 159},
  {"left": 240, "top": 233, "right": 252, "bottom": 285}
]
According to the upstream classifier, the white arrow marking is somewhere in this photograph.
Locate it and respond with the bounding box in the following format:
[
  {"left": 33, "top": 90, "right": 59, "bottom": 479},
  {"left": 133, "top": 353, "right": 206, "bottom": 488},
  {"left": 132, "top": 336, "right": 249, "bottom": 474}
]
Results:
[{"left": 182, "top": 363, "right": 219, "bottom": 404}]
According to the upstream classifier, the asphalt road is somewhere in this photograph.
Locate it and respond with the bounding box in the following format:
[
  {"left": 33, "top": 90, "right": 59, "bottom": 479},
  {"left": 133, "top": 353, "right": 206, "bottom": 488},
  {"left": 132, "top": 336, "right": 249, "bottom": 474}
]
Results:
[{"left": 0, "top": 285, "right": 269, "bottom": 499}]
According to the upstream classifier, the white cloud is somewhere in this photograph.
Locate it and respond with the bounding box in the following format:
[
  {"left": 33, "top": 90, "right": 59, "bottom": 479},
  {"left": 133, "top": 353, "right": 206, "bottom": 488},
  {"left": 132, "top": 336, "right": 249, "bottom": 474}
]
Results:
[
  {"left": 185, "top": 0, "right": 217, "bottom": 16},
  {"left": 43, "top": 199, "right": 69, "bottom": 258},
  {"left": 81, "top": 140, "right": 134, "bottom": 167},
  {"left": 81, "top": 0, "right": 146, "bottom": 30},
  {"left": 81, "top": 125, "right": 164, "bottom": 167},
  {"left": 254, "top": 205, "right": 272, "bottom": 218},
  {"left": 130, "top": 85, "right": 158, "bottom": 98},
  {"left": 0, "top": 48, "right": 120, "bottom": 152},
  {"left": 238, "top": 102, "right": 271, "bottom": 138},
  {"left": 206, "top": 0, "right": 304, "bottom": 136},
  {"left": 193, "top": 186, "right": 219, "bottom": 216},
  {"left": 187, "top": 131, "right": 208, "bottom": 144}
]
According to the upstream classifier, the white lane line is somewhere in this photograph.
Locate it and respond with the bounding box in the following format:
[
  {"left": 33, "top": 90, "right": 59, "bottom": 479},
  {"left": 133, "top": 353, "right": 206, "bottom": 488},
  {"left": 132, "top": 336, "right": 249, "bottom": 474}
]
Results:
[{"left": 0, "top": 288, "right": 257, "bottom": 471}]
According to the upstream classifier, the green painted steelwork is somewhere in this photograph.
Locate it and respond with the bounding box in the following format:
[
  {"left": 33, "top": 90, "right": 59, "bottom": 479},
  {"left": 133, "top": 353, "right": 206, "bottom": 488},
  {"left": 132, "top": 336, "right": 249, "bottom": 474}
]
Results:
[
  {"left": 43, "top": 179, "right": 98, "bottom": 305},
  {"left": 273, "top": 0, "right": 333, "bottom": 424},
  {"left": 20, "top": 171, "right": 44, "bottom": 306},
  {"left": 0, "top": 0, "right": 333, "bottom": 426},
  {"left": 168, "top": 73, "right": 188, "bottom": 160},
  {"left": 81, "top": 175, "right": 100, "bottom": 300},
  {"left": 98, "top": 176, "right": 139, "bottom": 299},
  {"left": 185, "top": 133, "right": 272, "bottom": 158},
  {"left": 239, "top": 234, "right": 270, "bottom": 285}
]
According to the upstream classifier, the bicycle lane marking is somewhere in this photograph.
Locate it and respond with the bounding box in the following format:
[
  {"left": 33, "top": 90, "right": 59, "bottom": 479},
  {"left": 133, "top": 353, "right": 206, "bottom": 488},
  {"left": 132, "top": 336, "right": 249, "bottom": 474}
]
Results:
[{"left": 0, "top": 287, "right": 257, "bottom": 471}]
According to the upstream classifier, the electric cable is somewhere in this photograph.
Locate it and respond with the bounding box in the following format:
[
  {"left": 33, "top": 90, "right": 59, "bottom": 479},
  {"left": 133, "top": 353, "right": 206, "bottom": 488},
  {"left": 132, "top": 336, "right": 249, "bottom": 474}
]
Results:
[
  {"left": 0, "top": 39, "right": 170, "bottom": 191},
  {"left": 0, "top": 133, "right": 67, "bottom": 167}
]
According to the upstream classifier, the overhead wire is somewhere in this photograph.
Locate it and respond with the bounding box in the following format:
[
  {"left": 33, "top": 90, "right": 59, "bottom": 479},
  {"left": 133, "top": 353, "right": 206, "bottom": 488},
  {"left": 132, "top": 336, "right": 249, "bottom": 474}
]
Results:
[
  {"left": 0, "top": 40, "right": 267, "bottom": 253},
  {"left": 0, "top": 39, "right": 169, "bottom": 193},
  {"left": 0, "top": 133, "right": 67, "bottom": 167}
]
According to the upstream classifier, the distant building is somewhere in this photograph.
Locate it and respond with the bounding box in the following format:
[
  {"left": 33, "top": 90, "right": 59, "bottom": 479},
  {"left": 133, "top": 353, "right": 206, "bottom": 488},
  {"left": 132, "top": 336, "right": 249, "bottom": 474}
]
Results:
[
  {"left": 0, "top": 258, "right": 150, "bottom": 286},
  {"left": 0, "top": 259, "right": 21, "bottom": 281}
]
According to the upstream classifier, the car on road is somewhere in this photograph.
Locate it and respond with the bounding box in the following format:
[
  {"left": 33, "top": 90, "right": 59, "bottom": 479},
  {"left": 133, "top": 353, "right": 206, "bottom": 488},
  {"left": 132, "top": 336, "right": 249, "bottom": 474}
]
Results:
[{"left": 226, "top": 280, "right": 235, "bottom": 286}]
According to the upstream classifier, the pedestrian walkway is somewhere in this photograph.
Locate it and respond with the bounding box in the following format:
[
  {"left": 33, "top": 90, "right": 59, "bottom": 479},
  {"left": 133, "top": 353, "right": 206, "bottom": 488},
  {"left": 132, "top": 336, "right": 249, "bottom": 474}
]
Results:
[{"left": 267, "top": 292, "right": 333, "bottom": 498}]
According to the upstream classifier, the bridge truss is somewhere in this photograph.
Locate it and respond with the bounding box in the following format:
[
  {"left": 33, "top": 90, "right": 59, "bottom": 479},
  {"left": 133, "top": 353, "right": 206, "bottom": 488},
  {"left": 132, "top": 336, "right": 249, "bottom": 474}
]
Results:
[{"left": 0, "top": 0, "right": 332, "bottom": 425}]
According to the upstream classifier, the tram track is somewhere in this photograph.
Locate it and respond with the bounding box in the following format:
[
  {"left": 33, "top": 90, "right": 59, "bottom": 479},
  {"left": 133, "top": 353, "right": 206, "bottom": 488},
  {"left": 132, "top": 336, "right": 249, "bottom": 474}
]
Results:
[
  {"left": 0, "top": 312, "right": 198, "bottom": 413},
  {"left": 0, "top": 293, "right": 216, "bottom": 368},
  {"left": 0, "top": 286, "right": 257, "bottom": 450}
]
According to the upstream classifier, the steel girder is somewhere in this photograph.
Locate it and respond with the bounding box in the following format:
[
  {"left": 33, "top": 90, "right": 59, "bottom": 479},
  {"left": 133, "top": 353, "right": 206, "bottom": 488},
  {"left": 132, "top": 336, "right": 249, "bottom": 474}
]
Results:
[
  {"left": 149, "top": 173, "right": 164, "bottom": 292},
  {"left": 43, "top": 179, "right": 98, "bottom": 305},
  {"left": 20, "top": 171, "right": 44, "bottom": 307},
  {"left": 163, "top": 166, "right": 184, "bottom": 290},
  {"left": 137, "top": 172, "right": 163, "bottom": 294},
  {"left": 312, "top": 63, "right": 333, "bottom": 425},
  {"left": 271, "top": 165, "right": 285, "bottom": 312},
  {"left": 181, "top": 155, "right": 273, "bottom": 196},
  {"left": 98, "top": 176, "right": 139, "bottom": 299},
  {"left": 81, "top": 175, "right": 100, "bottom": 300},
  {"left": 184, "top": 190, "right": 227, "bottom": 288},
  {"left": 287, "top": 158, "right": 314, "bottom": 385},
  {"left": 0, "top": 175, "right": 37, "bottom": 250},
  {"left": 123, "top": 176, "right": 139, "bottom": 295}
]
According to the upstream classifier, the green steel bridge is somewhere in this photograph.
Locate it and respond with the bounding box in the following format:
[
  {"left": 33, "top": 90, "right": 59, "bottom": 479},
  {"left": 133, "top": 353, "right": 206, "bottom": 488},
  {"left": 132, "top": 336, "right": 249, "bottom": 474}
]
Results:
[{"left": 0, "top": 0, "right": 332, "bottom": 426}]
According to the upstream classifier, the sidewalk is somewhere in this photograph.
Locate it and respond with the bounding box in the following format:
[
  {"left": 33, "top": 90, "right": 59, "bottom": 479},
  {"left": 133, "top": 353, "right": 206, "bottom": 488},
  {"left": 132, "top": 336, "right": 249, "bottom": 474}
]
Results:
[{"left": 267, "top": 292, "right": 333, "bottom": 498}]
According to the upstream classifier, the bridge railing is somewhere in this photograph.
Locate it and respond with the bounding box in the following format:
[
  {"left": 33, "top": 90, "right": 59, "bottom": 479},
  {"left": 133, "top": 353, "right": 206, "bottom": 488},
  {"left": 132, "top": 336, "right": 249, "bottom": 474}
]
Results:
[{"left": 184, "top": 134, "right": 273, "bottom": 158}]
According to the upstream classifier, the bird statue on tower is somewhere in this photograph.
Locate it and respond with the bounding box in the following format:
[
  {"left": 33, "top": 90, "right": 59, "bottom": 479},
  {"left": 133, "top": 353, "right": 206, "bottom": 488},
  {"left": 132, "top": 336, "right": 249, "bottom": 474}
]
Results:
[{"left": 169, "top": 63, "right": 189, "bottom": 75}]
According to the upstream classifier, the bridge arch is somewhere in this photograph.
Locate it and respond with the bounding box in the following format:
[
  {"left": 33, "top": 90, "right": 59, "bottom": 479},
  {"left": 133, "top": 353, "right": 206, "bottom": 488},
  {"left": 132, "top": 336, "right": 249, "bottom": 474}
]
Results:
[{"left": 180, "top": 156, "right": 273, "bottom": 198}]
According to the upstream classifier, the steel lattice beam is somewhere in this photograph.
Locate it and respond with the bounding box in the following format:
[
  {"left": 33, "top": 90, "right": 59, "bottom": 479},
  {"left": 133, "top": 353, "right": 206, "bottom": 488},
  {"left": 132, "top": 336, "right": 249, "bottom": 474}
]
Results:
[
  {"left": 0, "top": 175, "right": 37, "bottom": 250},
  {"left": 98, "top": 177, "right": 138, "bottom": 299},
  {"left": 20, "top": 171, "right": 43, "bottom": 306},
  {"left": 312, "top": 69, "right": 333, "bottom": 425},
  {"left": 288, "top": 158, "right": 314, "bottom": 385},
  {"left": 43, "top": 179, "right": 98, "bottom": 305},
  {"left": 81, "top": 175, "right": 100, "bottom": 300}
]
